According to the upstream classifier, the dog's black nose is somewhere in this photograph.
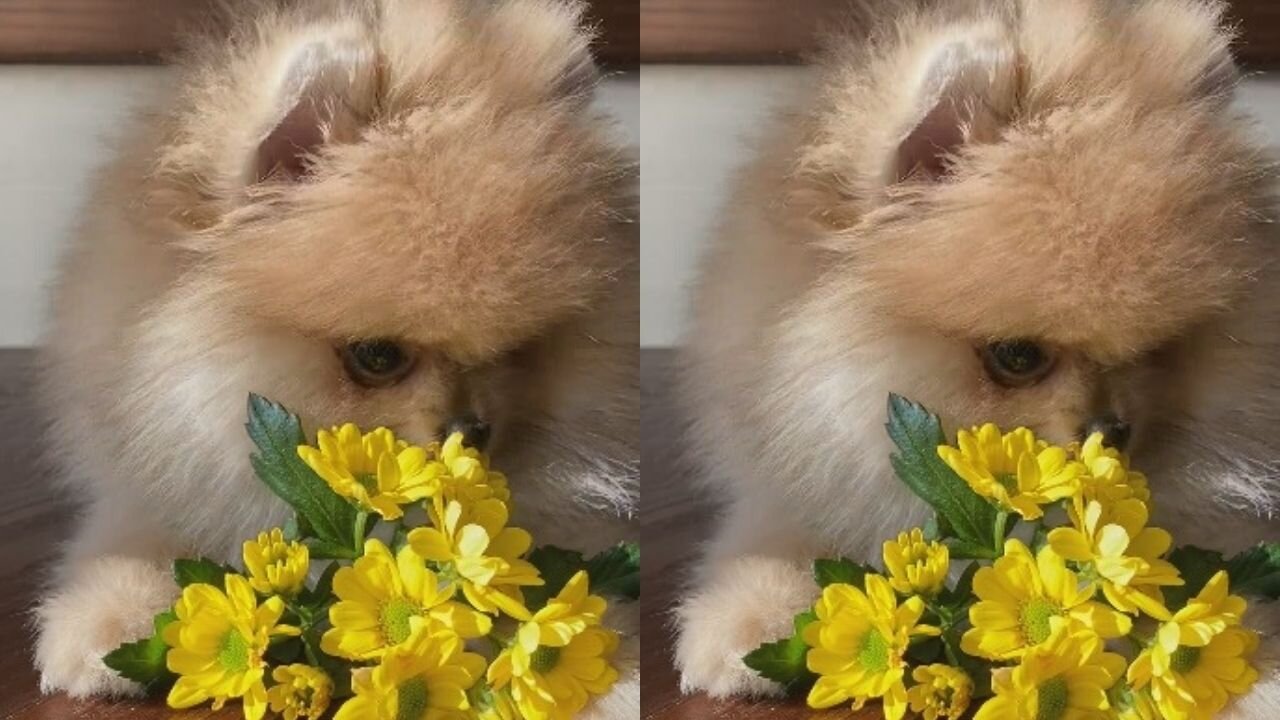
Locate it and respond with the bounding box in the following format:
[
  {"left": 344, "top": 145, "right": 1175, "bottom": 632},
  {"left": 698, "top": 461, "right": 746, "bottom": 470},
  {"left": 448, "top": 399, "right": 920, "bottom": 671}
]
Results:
[
  {"left": 1081, "top": 413, "right": 1131, "bottom": 452},
  {"left": 442, "top": 414, "right": 491, "bottom": 451}
]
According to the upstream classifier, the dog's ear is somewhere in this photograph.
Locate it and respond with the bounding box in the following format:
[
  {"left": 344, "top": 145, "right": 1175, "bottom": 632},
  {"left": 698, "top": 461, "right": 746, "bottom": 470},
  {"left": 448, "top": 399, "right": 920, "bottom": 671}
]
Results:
[
  {"left": 148, "top": 11, "right": 381, "bottom": 227},
  {"left": 482, "top": 0, "right": 599, "bottom": 101},
  {"left": 250, "top": 24, "right": 379, "bottom": 183},
  {"left": 891, "top": 28, "right": 1018, "bottom": 183},
  {"left": 1122, "top": 0, "right": 1237, "bottom": 103}
]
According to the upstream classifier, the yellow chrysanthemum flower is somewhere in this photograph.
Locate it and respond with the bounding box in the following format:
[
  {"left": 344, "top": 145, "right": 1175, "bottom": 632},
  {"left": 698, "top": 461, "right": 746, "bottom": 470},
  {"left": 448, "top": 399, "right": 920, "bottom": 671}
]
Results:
[
  {"left": 1048, "top": 498, "right": 1182, "bottom": 618},
  {"left": 163, "top": 574, "right": 300, "bottom": 720},
  {"left": 906, "top": 664, "right": 972, "bottom": 720},
  {"left": 514, "top": 570, "right": 607, "bottom": 659},
  {"left": 974, "top": 630, "right": 1125, "bottom": 720},
  {"left": 1154, "top": 570, "right": 1248, "bottom": 651},
  {"left": 1127, "top": 571, "right": 1259, "bottom": 720},
  {"left": 428, "top": 432, "right": 512, "bottom": 510},
  {"left": 297, "top": 423, "right": 436, "bottom": 519},
  {"left": 266, "top": 664, "right": 332, "bottom": 720},
  {"left": 802, "top": 574, "right": 941, "bottom": 720},
  {"left": 1128, "top": 625, "right": 1259, "bottom": 720},
  {"left": 488, "top": 625, "right": 620, "bottom": 720},
  {"left": 242, "top": 528, "right": 309, "bottom": 597},
  {"left": 408, "top": 498, "right": 543, "bottom": 619},
  {"left": 321, "top": 538, "right": 491, "bottom": 661},
  {"left": 961, "top": 539, "right": 1131, "bottom": 661},
  {"left": 334, "top": 630, "right": 487, "bottom": 720},
  {"left": 1072, "top": 432, "right": 1151, "bottom": 505},
  {"left": 937, "top": 424, "right": 1084, "bottom": 519},
  {"left": 882, "top": 528, "right": 949, "bottom": 597}
]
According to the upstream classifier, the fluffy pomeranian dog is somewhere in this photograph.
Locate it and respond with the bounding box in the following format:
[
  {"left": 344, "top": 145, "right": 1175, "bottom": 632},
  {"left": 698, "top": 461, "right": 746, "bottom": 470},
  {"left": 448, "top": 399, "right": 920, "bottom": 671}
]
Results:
[
  {"left": 678, "top": 0, "right": 1279, "bottom": 715},
  {"left": 35, "top": 0, "right": 637, "bottom": 715}
]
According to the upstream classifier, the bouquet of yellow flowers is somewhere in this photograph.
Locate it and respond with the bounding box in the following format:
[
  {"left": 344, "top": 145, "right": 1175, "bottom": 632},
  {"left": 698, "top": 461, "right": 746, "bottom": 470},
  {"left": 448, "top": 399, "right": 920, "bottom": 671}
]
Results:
[
  {"left": 744, "top": 395, "right": 1278, "bottom": 720},
  {"left": 104, "top": 395, "right": 638, "bottom": 720}
]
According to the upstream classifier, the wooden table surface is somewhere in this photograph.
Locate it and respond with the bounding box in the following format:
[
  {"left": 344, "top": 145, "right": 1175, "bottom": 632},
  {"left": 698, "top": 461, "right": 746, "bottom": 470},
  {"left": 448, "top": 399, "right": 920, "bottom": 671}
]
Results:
[
  {"left": 639, "top": 349, "right": 870, "bottom": 720},
  {"left": 0, "top": 349, "right": 235, "bottom": 719}
]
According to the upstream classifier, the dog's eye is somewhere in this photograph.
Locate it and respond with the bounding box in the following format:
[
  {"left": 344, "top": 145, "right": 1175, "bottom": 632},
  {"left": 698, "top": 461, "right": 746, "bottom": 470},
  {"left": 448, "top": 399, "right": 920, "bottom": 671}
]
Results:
[
  {"left": 981, "top": 340, "right": 1055, "bottom": 388},
  {"left": 341, "top": 340, "right": 416, "bottom": 388}
]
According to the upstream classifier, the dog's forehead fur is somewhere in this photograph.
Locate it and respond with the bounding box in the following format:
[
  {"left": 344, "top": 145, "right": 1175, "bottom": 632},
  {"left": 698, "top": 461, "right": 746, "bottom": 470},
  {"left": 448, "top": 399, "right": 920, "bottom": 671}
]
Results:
[
  {"left": 855, "top": 100, "right": 1270, "bottom": 362},
  {"left": 793, "top": 0, "right": 1275, "bottom": 362},
  {"left": 145, "top": 0, "right": 634, "bottom": 359}
]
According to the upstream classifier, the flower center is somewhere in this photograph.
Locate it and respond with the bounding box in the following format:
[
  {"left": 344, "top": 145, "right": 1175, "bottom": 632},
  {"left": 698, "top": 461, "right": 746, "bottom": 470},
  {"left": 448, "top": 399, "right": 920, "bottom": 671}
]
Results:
[
  {"left": 531, "top": 646, "right": 562, "bottom": 673},
  {"left": 1036, "top": 677, "right": 1069, "bottom": 720},
  {"left": 1170, "top": 646, "right": 1202, "bottom": 674},
  {"left": 217, "top": 628, "right": 251, "bottom": 674},
  {"left": 356, "top": 472, "right": 379, "bottom": 495},
  {"left": 396, "top": 677, "right": 430, "bottom": 720},
  {"left": 996, "top": 472, "right": 1019, "bottom": 495},
  {"left": 857, "top": 628, "right": 891, "bottom": 674},
  {"left": 1019, "top": 598, "right": 1060, "bottom": 645},
  {"left": 381, "top": 598, "right": 420, "bottom": 645}
]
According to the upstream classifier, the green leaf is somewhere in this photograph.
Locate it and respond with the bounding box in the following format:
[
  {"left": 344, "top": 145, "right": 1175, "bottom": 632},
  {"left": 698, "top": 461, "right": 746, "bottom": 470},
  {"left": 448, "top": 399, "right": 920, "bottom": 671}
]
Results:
[
  {"left": 282, "top": 514, "right": 311, "bottom": 542},
  {"left": 298, "top": 561, "right": 341, "bottom": 611},
  {"left": 743, "top": 611, "right": 817, "bottom": 693},
  {"left": 584, "top": 542, "right": 640, "bottom": 601},
  {"left": 524, "top": 543, "right": 641, "bottom": 610},
  {"left": 1029, "top": 523, "right": 1050, "bottom": 553},
  {"left": 1166, "top": 543, "right": 1280, "bottom": 608},
  {"left": 103, "top": 610, "right": 177, "bottom": 694},
  {"left": 905, "top": 636, "right": 944, "bottom": 665},
  {"left": 390, "top": 523, "right": 411, "bottom": 552},
  {"left": 943, "top": 538, "right": 999, "bottom": 560},
  {"left": 1225, "top": 543, "right": 1280, "bottom": 600},
  {"left": 246, "top": 393, "right": 358, "bottom": 549},
  {"left": 524, "top": 546, "right": 587, "bottom": 610},
  {"left": 941, "top": 561, "right": 980, "bottom": 608},
  {"left": 264, "top": 636, "right": 304, "bottom": 665},
  {"left": 1165, "top": 545, "right": 1225, "bottom": 608},
  {"left": 173, "top": 558, "right": 230, "bottom": 589},
  {"left": 885, "top": 394, "right": 999, "bottom": 550},
  {"left": 304, "top": 538, "right": 360, "bottom": 560},
  {"left": 813, "top": 558, "right": 873, "bottom": 589},
  {"left": 922, "top": 514, "right": 952, "bottom": 542}
]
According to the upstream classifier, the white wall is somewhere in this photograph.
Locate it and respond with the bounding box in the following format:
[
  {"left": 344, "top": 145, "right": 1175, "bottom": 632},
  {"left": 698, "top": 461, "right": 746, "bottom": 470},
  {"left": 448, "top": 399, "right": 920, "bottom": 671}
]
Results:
[
  {"left": 639, "top": 66, "right": 1280, "bottom": 348},
  {"left": 639, "top": 66, "right": 804, "bottom": 347},
  {"left": 0, "top": 67, "right": 637, "bottom": 347},
  {"left": 0, "top": 67, "right": 169, "bottom": 347}
]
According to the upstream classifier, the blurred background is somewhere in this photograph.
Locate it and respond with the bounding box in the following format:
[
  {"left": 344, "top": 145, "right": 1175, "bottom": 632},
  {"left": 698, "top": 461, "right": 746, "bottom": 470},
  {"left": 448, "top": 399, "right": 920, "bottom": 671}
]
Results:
[
  {"left": 639, "top": 0, "right": 1280, "bottom": 347},
  {"left": 0, "top": 0, "right": 638, "bottom": 348}
]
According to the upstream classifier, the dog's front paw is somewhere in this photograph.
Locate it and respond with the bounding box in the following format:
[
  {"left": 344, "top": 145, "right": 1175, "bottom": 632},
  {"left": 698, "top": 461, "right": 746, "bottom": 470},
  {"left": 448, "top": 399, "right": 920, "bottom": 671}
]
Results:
[
  {"left": 675, "top": 555, "right": 817, "bottom": 698},
  {"left": 35, "top": 556, "right": 178, "bottom": 698}
]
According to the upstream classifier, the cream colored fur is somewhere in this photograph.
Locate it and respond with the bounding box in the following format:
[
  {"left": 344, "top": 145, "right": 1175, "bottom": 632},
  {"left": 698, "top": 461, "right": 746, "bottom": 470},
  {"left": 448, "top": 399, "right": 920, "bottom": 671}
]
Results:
[
  {"left": 35, "top": 1, "right": 637, "bottom": 716},
  {"left": 678, "top": 1, "right": 1279, "bottom": 716}
]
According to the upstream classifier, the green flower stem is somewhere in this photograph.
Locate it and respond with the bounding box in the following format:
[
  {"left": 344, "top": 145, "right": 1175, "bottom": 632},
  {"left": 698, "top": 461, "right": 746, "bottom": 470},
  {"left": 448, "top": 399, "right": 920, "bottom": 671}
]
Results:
[
  {"left": 353, "top": 511, "right": 370, "bottom": 552},
  {"left": 1125, "top": 632, "right": 1151, "bottom": 655},
  {"left": 941, "top": 634, "right": 963, "bottom": 667},
  {"left": 486, "top": 633, "right": 511, "bottom": 655},
  {"left": 302, "top": 634, "right": 323, "bottom": 667},
  {"left": 391, "top": 520, "right": 410, "bottom": 550},
  {"left": 287, "top": 601, "right": 314, "bottom": 627},
  {"left": 993, "top": 510, "right": 1010, "bottom": 552},
  {"left": 1030, "top": 519, "right": 1049, "bottom": 550}
]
